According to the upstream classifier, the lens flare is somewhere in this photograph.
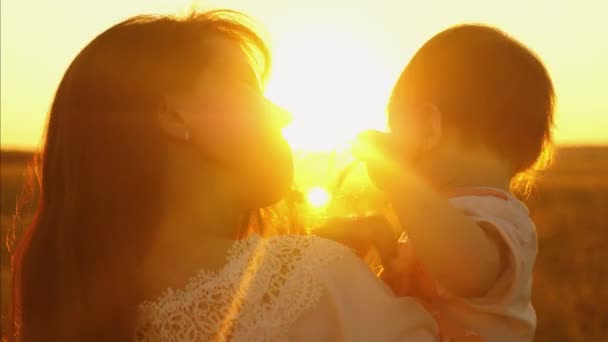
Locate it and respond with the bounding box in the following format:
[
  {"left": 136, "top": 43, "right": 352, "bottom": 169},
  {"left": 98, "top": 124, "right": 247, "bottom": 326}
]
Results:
[
  {"left": 307, "top": 187, "right": 331, "bottom": 207},
  {"left": 265, "top": 29, "right": 391, "bottom": 152}
]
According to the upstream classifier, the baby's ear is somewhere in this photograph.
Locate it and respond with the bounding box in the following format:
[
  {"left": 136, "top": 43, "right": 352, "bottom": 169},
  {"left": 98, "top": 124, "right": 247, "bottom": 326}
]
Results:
[{"left": 420, "top": 103, "right": 443, "bottom": 150}]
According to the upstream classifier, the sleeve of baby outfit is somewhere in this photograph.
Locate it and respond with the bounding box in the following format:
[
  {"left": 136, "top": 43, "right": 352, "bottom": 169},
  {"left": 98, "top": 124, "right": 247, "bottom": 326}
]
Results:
[
  {"left": 287, "top": 240, "right": 439, "bottom": 342},
  {"left": 445, "top": 196, "right": 538, "bottom": 304}
]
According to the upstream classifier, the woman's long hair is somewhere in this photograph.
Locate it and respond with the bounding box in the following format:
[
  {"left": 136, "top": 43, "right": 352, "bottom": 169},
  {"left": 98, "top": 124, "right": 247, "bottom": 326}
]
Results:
[{"left": 10, "top": 11, "right": 272, "bottom": 341}]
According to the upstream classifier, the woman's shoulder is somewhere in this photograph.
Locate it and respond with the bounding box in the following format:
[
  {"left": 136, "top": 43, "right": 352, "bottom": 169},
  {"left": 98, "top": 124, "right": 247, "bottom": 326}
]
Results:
[
  {"left": 241, "top": 234, "right": 368, "bottom": 337},
  {"left": 135, "top": 234, "right": 356, "bottom": 341},
  {"left": 263, "top": 233, "right": 354, "bottom": 263},
  {"left": 243, "top": 233, "right": 359, "bottom": 283}
]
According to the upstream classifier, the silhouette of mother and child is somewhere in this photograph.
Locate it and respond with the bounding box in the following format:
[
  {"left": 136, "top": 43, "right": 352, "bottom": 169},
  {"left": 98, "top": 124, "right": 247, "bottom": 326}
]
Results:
[{"left": 9, "top": 8, "right": 554, "bottom": 342}]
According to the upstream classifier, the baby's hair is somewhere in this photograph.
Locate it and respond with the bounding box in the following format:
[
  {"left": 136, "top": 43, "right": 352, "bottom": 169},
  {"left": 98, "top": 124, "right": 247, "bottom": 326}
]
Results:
[{"left": 389, "top": 24, "right": 555, "bottom": 194}]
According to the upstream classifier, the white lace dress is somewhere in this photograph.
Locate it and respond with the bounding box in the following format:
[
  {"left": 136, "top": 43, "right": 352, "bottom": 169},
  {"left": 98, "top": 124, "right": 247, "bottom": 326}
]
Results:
[{"left": 135, "top": 234, "right": 438, "bottom": 342}]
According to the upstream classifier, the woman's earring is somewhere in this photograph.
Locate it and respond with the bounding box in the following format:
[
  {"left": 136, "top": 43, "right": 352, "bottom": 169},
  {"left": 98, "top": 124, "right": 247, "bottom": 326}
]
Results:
[{"left": 184, "top": 129, "right": 191, "bottom": 141}]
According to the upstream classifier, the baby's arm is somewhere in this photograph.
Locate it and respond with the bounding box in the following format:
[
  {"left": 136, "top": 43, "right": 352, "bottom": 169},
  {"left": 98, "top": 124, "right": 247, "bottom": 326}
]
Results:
[
  {"left": 387, "top": 179, "right": 506, "bottom": 297},
  {"left": 353, "top": 130, "right": 510, "bottom": 298}
]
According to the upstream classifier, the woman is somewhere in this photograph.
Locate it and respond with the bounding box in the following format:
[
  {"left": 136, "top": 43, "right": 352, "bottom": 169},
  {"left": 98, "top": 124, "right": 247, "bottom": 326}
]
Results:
[{"left": 11, "top": 10, "right": 437, "bottom": 341}]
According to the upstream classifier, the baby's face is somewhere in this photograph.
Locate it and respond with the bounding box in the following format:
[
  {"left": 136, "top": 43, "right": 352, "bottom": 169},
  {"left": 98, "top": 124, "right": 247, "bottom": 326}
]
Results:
[
  {"left": 388, "top": 102, "right": 437, "bottom": 165},
  {"left": 387, "top": 100, "right": 458, "bottom": 187}
]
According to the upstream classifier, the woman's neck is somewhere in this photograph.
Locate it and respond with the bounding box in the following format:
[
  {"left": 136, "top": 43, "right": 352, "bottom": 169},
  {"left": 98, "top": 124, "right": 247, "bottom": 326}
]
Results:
[
  {"left": 139, "top": 148, "right": 245, "bottom": 299},
  {"left": 158, "top": 151, "right": 243, "bottom": 242}
]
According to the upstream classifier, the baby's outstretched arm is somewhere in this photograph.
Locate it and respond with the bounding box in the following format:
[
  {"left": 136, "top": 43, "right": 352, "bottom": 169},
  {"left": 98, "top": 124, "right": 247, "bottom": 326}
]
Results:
[
  {"left": 389, "top": 181, "right": 503, "bottom": 297},
  {"left": 356, "top": 131, "right": 505, "bottom": 297}
]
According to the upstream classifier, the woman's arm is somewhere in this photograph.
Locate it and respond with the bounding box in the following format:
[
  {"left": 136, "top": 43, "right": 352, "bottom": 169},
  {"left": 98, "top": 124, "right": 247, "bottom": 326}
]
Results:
[{"left": 314, "top": 215, "right": 398, "bottom": 261}]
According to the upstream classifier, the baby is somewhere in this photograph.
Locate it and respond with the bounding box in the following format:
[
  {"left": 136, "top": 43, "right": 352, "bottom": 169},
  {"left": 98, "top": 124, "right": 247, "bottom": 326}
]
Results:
[{"left": 356, "top": 24, "right": 554, "bottom": 341}]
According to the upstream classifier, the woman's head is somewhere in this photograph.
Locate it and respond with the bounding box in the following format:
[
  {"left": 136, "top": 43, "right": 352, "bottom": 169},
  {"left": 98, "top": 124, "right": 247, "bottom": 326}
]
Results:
[
  {"left": 161, "top": 33, "right": 293, "bottom": 209},
  {"left": 13, "top": 10, "right": 291, "bottom": 341},
  {"left": 388, "top": 24, "right": 555, "bottom": 181}
]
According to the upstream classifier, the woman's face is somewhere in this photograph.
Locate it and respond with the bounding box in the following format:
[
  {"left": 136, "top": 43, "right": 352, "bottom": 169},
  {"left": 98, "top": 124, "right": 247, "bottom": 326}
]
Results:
[{"left": 173, "top": 37, "right": 293, "bottom": 208}]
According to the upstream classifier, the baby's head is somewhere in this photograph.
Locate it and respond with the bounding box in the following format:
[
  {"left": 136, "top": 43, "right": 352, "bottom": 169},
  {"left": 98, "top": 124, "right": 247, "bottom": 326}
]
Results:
[{"left": 388, "top": 24, "right": 554, "bottom": 190}]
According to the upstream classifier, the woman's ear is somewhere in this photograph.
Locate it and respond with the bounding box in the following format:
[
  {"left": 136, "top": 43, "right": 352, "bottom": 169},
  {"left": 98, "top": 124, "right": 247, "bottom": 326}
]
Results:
[{"left": 157, "top": 101, "right": 191, "bottom": 142}]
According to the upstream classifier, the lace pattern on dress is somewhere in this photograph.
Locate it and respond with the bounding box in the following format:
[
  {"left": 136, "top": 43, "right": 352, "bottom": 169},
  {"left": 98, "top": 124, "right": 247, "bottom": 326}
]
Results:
[{"left": 135, "top": 234, "right": 349, "bottom": 342}]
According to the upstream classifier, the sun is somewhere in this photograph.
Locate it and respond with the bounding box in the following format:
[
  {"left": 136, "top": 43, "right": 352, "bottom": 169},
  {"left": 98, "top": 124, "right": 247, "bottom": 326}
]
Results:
[
  {"left": 306, "top": 187, "right": 331, "bottom": 207},
  {"left": 265, "top": 29, "right": 393, "bottom": 152}
]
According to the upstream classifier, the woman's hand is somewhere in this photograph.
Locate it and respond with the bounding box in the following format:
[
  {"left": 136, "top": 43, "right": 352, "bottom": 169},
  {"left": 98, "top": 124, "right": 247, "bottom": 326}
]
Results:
[
  {"left": 381, "top": 240, "right": 440, "bottom": 298},
  {"left": 380, "top": 241, "right": 418, "bottom": 296},
  {"left": 383, "top": 242, "right": 485, "bottom": 342}
]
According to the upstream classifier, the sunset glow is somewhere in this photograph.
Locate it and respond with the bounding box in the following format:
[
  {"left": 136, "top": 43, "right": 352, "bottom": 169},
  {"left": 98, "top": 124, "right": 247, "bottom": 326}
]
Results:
[
  {"left": 265, "top": 29, "right": 391, "bottom": 151},
  {"left": 1, "top": 0, "right": 607, "bottom": 150},
  {"left": 306, "top": 187, "right": 331, "bottom": 207}
]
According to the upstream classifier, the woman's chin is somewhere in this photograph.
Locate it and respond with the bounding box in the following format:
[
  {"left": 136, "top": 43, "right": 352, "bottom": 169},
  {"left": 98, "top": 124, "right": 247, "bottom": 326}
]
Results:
[
  {"left": 235, "top": 183, "right": 287, "bottom": 210},
  {"left": 227, "top": 138, "right": 294, "bottom": 209},
  {"left": 244, "top": 166, "right": 294, "bottom": 208},
  {"left": 242, "top": 164, "right": 294, "bottom": 209}
]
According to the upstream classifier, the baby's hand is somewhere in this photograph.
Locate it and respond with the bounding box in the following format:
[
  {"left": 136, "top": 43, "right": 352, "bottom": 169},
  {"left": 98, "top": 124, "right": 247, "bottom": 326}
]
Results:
[{"left": 353, "top": 130, "right": 405, "bottom": 193}]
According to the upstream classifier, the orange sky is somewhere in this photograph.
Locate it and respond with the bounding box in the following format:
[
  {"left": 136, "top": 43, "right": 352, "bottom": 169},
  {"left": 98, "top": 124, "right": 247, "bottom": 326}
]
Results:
[{"left": 1, "top": 0, "right": 607, "bottom": 150}]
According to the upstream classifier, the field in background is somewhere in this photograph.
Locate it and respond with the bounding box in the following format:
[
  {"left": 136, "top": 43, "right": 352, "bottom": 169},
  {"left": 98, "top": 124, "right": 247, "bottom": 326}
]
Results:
[{"left": 2, "top": 147, "right": 607, "bottom": 341}]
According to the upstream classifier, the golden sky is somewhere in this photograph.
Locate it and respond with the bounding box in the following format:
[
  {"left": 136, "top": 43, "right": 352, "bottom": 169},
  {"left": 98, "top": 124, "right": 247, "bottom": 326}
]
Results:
[{"left": 1, "top": 0, "right": 607, "bottom": 150}]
